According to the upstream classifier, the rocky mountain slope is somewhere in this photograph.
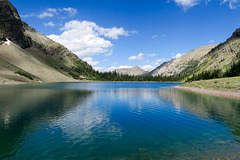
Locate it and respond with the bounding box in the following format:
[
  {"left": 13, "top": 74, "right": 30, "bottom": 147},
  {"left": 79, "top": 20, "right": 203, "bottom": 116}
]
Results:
[
  {"left": 147, "top": 44, "right": 218, "bottom": 77},
  {"left": 0, "top": 0, "right": 97, "bottom": 84},
  {"left": 195, "top": 28, "right": 240, "bottom": 74},
  {"left": 0, "top": 39, "right": 72, "bottom": 83},
  {"left": 115, "top": 66, "right": 148, "bottom": 76},
  {"left": 148, "top": 27, "right": 240, "bottom": 78}
]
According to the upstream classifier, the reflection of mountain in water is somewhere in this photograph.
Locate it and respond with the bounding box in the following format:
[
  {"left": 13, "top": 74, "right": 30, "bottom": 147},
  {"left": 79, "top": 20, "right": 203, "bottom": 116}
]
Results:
[
  {"left": 0, "top": 88, "right": 91, "bottom": 159},
  {"left": 158, "top": 88, "right": 240, "bottom": 140}
]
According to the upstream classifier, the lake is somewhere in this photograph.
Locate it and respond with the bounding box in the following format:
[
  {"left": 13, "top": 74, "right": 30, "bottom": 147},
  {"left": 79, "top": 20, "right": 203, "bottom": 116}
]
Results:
[{"left": 0, "top": 82, "right": 240, "bottom": 160}]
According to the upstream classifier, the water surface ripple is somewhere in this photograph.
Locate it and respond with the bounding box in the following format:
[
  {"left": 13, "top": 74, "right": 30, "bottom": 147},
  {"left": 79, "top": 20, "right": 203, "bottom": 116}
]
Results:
[{"left": 0, "top": 82, "right": 240, "bottom": 159}]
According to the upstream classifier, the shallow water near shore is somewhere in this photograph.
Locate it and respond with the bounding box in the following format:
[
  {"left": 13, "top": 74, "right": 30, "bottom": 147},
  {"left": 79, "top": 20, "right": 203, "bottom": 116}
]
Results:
[{"left": 0, "top": 82, "right": 240, "bottom": 160}]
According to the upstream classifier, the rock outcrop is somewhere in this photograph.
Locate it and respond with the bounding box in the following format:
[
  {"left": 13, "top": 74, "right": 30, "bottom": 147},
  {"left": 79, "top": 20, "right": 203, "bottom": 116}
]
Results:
[{"left": 0, "top": 0, "right": 31, "bottom": 48}]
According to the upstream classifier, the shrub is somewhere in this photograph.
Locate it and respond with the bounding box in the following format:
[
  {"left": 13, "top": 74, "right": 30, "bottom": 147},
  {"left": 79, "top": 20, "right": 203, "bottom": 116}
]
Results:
[{"left": 15, "top": 70, "right": 33, "bottom": 80}]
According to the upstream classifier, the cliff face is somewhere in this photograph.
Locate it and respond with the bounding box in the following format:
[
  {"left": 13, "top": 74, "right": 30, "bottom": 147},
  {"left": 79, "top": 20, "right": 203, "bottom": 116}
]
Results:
[
  {"left": 230, "top": 28, "right": 240, "bottom": 39},
  {"left": 0, "top": 0, "right": 31, "bottom": 48}
]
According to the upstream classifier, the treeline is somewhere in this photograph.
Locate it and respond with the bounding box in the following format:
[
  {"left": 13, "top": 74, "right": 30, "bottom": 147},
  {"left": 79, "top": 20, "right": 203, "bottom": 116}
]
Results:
[
  {"left": 187, "top": 69, "right": 223, "bottom": 81},
  {"left": 224, "top": 60, "right": 240, "bottom": 77},
  {"left": 92, "top": 60, "right": 240, "bottom": 82},
  {"left": 78, "top": 59, "right": 240, "bottom": 82},
  {"left": 95, "top": 71, "right": 185, "bottom": 82},
  {"left": 187, "top": 60, "right": 240, "bottom": 82}
]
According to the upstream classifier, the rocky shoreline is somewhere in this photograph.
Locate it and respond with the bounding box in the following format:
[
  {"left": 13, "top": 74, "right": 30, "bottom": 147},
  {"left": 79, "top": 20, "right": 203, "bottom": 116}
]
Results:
[{"left": 175, "top": 86, "right": 240, "bottom": 99}]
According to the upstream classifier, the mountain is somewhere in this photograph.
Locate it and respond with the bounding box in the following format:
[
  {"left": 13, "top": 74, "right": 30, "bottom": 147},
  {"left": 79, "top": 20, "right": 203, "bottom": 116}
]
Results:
[
  {"left": 194, "top": 28, "right": 240, "bottom": 75},
  {"left": 115, "top": 66, "right": 148, "bottom": 76},
  {"left": 0, "top": 0, "right": 97, "bottom": 84},
  {"left": 147, "top": 44, "right": 218, "bottom": 77},
  {"left": 148, "top": 28, "right": 240, "bottom": 80}
]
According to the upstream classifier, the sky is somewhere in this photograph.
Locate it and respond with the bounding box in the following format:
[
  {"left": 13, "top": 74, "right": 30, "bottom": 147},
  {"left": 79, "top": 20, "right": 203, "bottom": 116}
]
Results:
[{"left": 10, "top": 0, "right": 240, "bottom": 72}]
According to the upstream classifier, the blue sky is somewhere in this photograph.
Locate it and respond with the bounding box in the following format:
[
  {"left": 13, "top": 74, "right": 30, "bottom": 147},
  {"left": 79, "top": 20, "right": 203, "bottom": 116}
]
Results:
[{"left": 10, "top": 0, "right": 240, "bottom": 71}]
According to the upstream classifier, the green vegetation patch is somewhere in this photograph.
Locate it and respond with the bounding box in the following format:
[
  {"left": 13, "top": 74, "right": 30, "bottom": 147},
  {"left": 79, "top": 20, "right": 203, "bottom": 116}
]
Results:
[
  {"left": 181, "top": 76, "right": 240, "bottom": 92},
  {"left": 15, "top": 70, "right": 34, "bottom": 80}
]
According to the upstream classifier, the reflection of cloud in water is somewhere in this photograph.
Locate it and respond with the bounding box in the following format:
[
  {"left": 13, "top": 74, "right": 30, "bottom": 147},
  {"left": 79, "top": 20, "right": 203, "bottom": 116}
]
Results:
[
  {"left": 111, "top": 89, "right": 161, "bottom": 102},
  {"left": 174, "top": 105, "right": 181, "bottom": 114},
  {"left": 110, "top": 89, "right": 165, "bottom": 102},
  {"left": 109, "top": 89, "right": 167, "bottom": 113},
  {"left": 2, "top": 112, "right": 11, "bottom": 128},
  {"left": 51, "top": 94, "right": 122, "bottom": 144}
]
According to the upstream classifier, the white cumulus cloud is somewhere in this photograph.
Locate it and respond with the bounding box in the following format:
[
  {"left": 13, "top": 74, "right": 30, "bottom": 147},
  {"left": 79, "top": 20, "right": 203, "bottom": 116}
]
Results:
[
  {"left": 173, "top": 53, "right": 184, "bottom": 59},
  {"left": 151, "top": 58, "right": 166, "bottom": 66},
  {"left": 147, "top": 53, "right": 156, "bottom": 57},
  {"left": 94, "top": 67, "right": 104, "bottom": 71},
  {"left": 99, "top": 27, "right": 129, "bottom": 39},
  {"left": 22, "top": 7, "right": 78, "bottom": 19},
  {"left": 47, "top": 8, "right": 58, "bottom": 13},
  {"left": 62, "top": 7, "right": 78, "bottom": 16},
  {"left": 208, "top": 39, "right": 215, "bottom": 43},
  {"left": 105, "top": 51, "right": 113, "bottom": 56},
  {"left": 141, "top": 65, "right": 155, "bottom": 71},
  {"left": 48, "top": 20, "right": 133, "bottom": 57},
  {"left": 173, "top": 0, "right": 200, "bottom": 10},
  {"left": 44, "top": 22, "right": 55, "bottom": 27},
  {"left": 83, "top": 57, "right": 99, "bottom": 66},
  {"left": 156, "top": 58, "right": 165, "bottom": 62},
  {"left": 129, "top": 53, "right": 144, "bottom": 60},
  {"left": 38, "top": 12, "right": 54, "bottom": 19},
  {"left": 222, "top": 0, "right": 240, "bottom": 9},
  {"left": 171, "top": 0, "right": 240, "bottom": 10}
]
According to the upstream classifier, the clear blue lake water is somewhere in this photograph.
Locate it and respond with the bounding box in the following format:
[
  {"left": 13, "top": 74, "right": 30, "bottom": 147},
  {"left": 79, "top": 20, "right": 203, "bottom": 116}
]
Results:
[{"left": 0, "top": 82, "right": 240, "bottom": 160}]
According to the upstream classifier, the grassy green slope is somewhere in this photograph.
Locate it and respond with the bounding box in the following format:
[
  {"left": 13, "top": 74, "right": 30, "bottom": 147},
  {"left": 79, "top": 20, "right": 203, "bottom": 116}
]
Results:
[{"left": 181, "top": 76, "right": 240, "bottom": 92}]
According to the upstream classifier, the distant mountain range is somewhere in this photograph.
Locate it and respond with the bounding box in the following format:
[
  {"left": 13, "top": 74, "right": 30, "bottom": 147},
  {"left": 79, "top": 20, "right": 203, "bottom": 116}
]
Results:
[
  {"left": 115, "top": 66, "right": 149, "bottom": 76},
  {"left": 145, "top": 44, "right": 218, "bottom": 76},
  {"left": 147, "top": 28, "right": 240, "bottom": 79},
  {"left": 115, "top": 28, "right": 240, "bottom": 79}
]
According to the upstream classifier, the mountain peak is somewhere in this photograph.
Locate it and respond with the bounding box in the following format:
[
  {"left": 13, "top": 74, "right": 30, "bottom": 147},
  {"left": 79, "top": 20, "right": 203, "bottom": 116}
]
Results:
[
  {"left": 115, "top": 66, "right": 148, "bottom": 76},
  {"left": 133, "top": 66, "right": 142, "bottom": 70},
  {"left": 0, "top": 0, "right": 31, "bottom": 48},
  {"left": 231, "top": 28, "right": 240, "bottom": 39}
]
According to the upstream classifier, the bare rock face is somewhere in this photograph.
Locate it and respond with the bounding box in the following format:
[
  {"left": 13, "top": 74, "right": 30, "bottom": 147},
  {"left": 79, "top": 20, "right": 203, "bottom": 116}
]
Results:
[
  {"left": 0, "top": 0, "right": 31, "bottom": 48},
  {"left": 231, "top": 28, "right": 240, "bottom": 39}
]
